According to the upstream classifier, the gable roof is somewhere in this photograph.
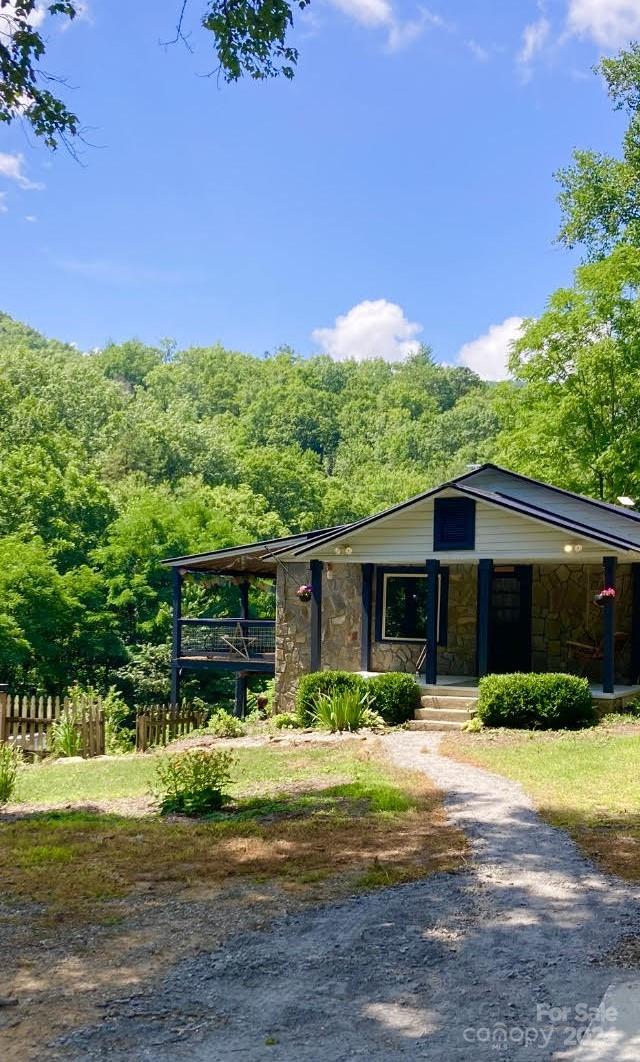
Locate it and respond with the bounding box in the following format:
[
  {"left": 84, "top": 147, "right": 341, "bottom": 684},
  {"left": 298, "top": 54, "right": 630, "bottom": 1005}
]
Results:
[{"left": 288, "top": 464, "right": 640, "bottom": 558}]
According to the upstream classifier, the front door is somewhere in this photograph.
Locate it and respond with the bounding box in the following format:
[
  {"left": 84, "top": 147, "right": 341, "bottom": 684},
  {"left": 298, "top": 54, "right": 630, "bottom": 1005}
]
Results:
[{"left": 488, "top": 566, "right": 532, "bottom": 673}]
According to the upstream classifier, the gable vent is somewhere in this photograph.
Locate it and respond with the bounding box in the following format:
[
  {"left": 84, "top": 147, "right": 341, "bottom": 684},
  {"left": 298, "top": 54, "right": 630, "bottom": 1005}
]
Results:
[{"left": 434, "top": 497, "right": 476, "bottom": 551}]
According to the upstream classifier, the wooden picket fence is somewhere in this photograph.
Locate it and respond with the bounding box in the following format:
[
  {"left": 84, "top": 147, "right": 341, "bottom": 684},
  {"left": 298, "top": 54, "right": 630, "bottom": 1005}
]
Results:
[
  {"left": 0, "top": 692, "right": 105, "bottom": 758},
  {"left": 136, "top": 704, "right": 207, "bottom": 752}
]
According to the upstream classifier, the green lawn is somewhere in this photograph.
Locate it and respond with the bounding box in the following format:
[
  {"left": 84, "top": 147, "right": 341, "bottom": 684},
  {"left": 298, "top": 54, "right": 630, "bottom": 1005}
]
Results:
[
  {"left": 13, "top": 743, "right": 385, "bottom": 805},
  {"left": 1, "top": 741, "right": 467, "bottom": 918},
  {"left": 442, "top": 726, "right": 640, "bottom": 879}
]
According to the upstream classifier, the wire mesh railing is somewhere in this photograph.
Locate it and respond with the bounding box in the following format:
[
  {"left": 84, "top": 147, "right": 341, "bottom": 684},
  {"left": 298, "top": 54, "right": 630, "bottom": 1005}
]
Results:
[{"left": 179, "top": 618, "right": 276, "bottom": 659}]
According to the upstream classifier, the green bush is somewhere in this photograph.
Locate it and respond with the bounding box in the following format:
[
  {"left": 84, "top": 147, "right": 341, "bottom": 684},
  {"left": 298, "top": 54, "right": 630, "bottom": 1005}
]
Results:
[
  {"left": 153, "top": 747, "right": 236, "bottom": 815},
  {"left": 0, "top": 744, "right": 22, "bottom": 804},
  {"left": 476, "top": 673, "right": 596, "bottom": 730},
  {"left": 314, "top": 689, "right": 370, "bottom": 733},
  {"left": 270, "top": 711, "right": 302, "bottom": 730},
  {"left": 296, "top": 670, "right": 366, "bottom": 725},
  {"left": 208, "top": 709, "right": 247, "bottom": 739},
  {"left": 366, "top": 673, "right": 421, "bottom": 725}
]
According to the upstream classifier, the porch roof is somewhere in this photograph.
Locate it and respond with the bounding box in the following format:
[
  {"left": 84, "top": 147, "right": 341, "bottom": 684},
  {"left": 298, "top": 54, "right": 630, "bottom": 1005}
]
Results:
[{"left": 161, "top": 525, "right": 346, "bottom": 575}]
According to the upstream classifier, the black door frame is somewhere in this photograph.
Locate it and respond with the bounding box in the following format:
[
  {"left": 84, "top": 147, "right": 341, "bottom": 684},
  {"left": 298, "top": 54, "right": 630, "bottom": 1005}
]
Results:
[{"left": 487, "top": 564, "right": 532, "bottom": 674}]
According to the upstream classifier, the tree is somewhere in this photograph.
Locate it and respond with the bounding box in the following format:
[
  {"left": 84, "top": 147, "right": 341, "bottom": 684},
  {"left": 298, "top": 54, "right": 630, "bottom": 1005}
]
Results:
[
  {"left": 495, "top": 246, "right": 640, "bottom": 501},
  {"left": 557, "top": 44, "right": 640, "bottom": 258},
  {"left": 1, "top": 0, "right": 310, "bottom": 150}
]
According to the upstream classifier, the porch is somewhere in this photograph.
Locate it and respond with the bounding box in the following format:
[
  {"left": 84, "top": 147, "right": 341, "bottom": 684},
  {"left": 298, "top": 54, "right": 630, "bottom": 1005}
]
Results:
[{"left": 275, "top": 556, "right": 640, "bottom": 707}]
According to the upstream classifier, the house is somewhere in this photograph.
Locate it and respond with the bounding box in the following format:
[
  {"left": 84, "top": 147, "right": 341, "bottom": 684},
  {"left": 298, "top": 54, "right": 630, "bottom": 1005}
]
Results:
[{"left": 162, "top": 464, "right": 640, "bottom": 716}]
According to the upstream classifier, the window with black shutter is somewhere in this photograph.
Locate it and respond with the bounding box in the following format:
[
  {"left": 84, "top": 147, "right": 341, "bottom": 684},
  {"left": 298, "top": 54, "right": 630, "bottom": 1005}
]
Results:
[{"left": 433, "top": 497, "right": 476, "bottom": 550}]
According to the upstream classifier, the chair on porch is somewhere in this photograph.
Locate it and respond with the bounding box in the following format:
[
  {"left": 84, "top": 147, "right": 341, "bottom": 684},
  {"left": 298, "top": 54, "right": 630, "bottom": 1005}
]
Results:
[{"left": 566, "top": 632, "right": 628, "bottom": 674}]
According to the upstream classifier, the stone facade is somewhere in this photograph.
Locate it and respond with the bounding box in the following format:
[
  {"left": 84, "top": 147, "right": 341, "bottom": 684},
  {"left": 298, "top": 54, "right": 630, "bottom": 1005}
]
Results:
[
  {"left": 274, "top": 561, "right": 312, "bottom": 712},
  {"left": 531, "top": 563, "right": 632, "bottom": 683},
  {"left": 274, "top": 560, "right": 634, "bottom": 710}
]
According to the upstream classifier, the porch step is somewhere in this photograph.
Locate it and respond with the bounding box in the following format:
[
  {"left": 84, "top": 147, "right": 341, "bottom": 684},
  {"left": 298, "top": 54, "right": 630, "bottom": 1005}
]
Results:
[
  {"left": 415, "top": 706, "right": 473, "bottom": 723},
  {"left": 419, "top": 684, "right": 478, "bottom": 698},
  {"left": 419, "top": 695, "right": 477, "bottom": 712},
  {"left": 407, "top": 719, "right": 468, "bottom": 732}
]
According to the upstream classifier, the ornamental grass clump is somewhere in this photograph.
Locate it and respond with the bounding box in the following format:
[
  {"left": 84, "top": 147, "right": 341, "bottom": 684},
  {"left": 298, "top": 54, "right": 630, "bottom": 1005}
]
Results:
[
  {"left": 50, "top": 706, "right": 82, "bottom": 758},
  {"left": 314, "top": 689, "right": 370, "bottom": 733},
  {"left": 0, "top": 744, "right": 22, "bottom": 805},
  {"left": 153, "top": 747, "right": 236, "bottom": 816}
]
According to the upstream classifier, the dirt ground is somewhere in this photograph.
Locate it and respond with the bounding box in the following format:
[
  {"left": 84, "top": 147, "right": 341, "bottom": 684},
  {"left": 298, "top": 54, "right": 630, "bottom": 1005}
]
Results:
[{"left": 0, "top": 733, "right": 465, "bottom": 1061}]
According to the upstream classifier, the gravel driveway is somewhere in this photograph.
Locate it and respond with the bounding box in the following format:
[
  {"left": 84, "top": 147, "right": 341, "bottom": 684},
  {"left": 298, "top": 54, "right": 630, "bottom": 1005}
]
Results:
[{"left": 54, "top": 732, "right": 640, "bottom": 1061}]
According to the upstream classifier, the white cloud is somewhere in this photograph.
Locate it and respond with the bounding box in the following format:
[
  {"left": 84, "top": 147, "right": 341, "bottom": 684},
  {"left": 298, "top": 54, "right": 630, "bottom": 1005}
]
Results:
[
  {"left": 0, "top": 1, "right": 46, "bottom": 31},
  {"left": 456, "top": 316, "right": 524, "bottom": 381},
  {"left": 467, "top": 39, "right": 490, "bottom": 62},
  {"left": 0, "top": 192, "right": 7, "bottom": 214},
  {"left": 0, "top": 152, "right": 44, "bottom": 190},
  {"left": 326, "top": 0, "right": 442, "bottom": 51},
  {"left": 312, "top": 299, "right": 422, "bottom": 362},
  {"left": 24, "top": 214, "right": 37, "bottom": 223},
  {"left": 567, "top": 0, "right": 640, "bottom": 47},
  {"left": 517, "top": 16, "right": 550, "bottom": 70}
]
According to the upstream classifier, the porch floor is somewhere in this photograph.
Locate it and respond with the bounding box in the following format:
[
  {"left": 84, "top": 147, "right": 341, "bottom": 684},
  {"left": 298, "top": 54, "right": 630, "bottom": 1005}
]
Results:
[{"left": 359, "top": 672, "right": 640, "bottom": 703}]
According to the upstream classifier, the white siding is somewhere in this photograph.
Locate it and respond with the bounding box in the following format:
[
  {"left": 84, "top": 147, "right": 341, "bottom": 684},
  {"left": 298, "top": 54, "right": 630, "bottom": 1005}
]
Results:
[
  {"left": 290, "top": 492, "right": 639, "bottom": 564},
  {"left": 469, "top": 468, "right": 640, "bottom": 549}
]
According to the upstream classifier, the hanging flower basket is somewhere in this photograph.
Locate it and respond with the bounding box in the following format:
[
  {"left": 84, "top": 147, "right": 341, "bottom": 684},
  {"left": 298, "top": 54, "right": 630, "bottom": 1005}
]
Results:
[
  {"left": 593, "top": 587, "right": 616, "bottom": 606},
  {"left": 296, "top": 584, "right": 313, "bottom": 602}
]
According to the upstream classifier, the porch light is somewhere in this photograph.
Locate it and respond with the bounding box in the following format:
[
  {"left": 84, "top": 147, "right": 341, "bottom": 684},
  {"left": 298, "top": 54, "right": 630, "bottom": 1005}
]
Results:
[
  {"left": 563, "top": 543, "right": 583, "bottom": 554},
  {"left": 344, "top": 546, "right": 353, "bottom": 555},
  {"left": 334, "top": 546, "right": 343, "bottom": 555}
]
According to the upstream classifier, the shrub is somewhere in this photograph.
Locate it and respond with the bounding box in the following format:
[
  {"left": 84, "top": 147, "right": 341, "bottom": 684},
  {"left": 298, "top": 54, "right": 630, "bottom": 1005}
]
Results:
[
  {"left": 153, "top": 747, "right": 236, "bottom": 815},
  {"left": 366, "top": 673, "right": 421, "bottom": 726},
  {"left": 0, "top": 744, "right": 22, "bottom": 805},
  {"left": 208, "top": 709, "right": 247, "bottom": 739},
  {"left": 50, "top": 707, "right": 82, "bottom": 757},
  {"left": 314, "top": 689, "right": 370, "bottom": 733},
  {"left": 296, "top": 670, "right": 366, "bottom": 726},
  {"left": 476, "top": 673, "right": 595, "bottom": 730},
  {"left": 270, "top": 711, "right": 302, "bottom": 730}
]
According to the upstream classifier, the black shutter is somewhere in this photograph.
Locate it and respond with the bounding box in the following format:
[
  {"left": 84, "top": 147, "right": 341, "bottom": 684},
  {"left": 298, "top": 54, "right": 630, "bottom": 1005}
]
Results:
[{"left": 434, "top": 498, "right": 476, "bottom": 550}]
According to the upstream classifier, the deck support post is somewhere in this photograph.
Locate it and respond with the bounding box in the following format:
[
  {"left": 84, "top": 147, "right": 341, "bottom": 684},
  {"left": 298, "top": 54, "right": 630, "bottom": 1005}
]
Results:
[
  {"left": 477, "top": 559, "right": 493, "bottom": 678},
  {"left": 602, "top": 556, "right": 617, "bottom": 694},
  {"left": 171, "top": 568, "right": 183, "bottom": 706},
  {"left": 425, "top": 559, "right": 440, "bottom": 686},
  {"left": 310, "top": 560, "right": 323, "bottom": 672},
  {"left": 631, "top": 564, "right": 640, "bottom": 686},
  {"left": 234, "top": 672, "right": 248, "bottom": 718},
  {"left": 360, "top": 564, "right": 373, "bottom": 672}
]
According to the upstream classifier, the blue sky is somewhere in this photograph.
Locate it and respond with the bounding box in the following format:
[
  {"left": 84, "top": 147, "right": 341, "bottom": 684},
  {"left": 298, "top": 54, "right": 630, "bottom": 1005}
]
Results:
[{"left": 0, "top": 0, "right": 635, "bottom": 377}]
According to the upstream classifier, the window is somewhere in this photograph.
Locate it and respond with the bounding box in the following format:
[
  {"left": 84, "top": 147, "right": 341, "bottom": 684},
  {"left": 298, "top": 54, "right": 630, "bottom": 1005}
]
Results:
[
  {"left": 434, "top": 497, "right": 476, "bottom": 551},
  {"left": 375, "top": 568, "right": 449, "bottom": 644}
]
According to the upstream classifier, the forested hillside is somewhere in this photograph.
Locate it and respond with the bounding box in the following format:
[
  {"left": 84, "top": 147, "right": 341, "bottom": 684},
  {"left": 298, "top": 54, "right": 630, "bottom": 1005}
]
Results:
[{"left": 0, "top": 313, "right": 504, "bottom": 696}]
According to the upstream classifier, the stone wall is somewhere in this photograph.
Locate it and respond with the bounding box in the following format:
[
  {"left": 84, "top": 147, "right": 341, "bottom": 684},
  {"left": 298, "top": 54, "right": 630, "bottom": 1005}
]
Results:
[
  {"left": 368, "top": 564, "right": 477, "bottom": 676},
  {"left": 274, "top": 561, "right": 312, "bottom": 712},
  {"left": 274, "top": 561, "right": 363, "bottom": 710},
  {"left": 531, "top": 563, "right": 632, "bottom": 683}
]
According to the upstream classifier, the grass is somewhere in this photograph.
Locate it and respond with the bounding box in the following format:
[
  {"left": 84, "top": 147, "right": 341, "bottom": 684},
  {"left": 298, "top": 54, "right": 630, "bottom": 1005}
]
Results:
[
  {"left": 1, "top": 742, "right": 467, "bottom": 920},
  {"left": 441, "top": 724, "right": 640, "bottom": 880}
]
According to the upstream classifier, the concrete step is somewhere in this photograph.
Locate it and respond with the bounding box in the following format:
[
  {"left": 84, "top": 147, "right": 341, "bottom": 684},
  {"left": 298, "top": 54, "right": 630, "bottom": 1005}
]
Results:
[
  {"left": 420, "top": 695, "right": 477, "bottom": 711},
  {"left": 407, "top": 719, "right": 466, "bottom": 732},
  {"left": 419, "top": 684, "right": 478, "bottom": 698},
  {"left": 415, "top": 706, "right": 472, "bottom": 722}
]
